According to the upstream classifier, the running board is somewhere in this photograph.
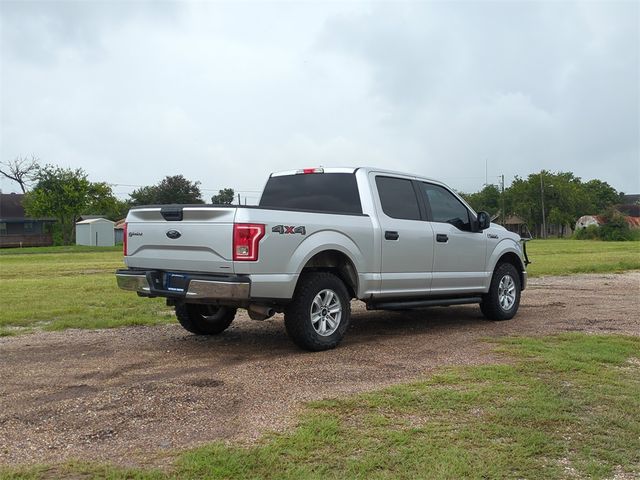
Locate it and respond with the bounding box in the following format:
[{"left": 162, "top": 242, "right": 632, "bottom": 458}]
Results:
[{"left": 367, "top": 296, "right": 482, "bottom": 311}]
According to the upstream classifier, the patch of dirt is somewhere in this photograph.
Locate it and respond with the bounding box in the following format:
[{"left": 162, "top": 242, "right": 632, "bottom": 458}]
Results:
[{"left": 0, "top": 272, "right": 638, "bottom": 467}]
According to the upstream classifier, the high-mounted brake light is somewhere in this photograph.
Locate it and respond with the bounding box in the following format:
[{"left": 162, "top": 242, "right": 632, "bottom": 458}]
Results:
[
  {"left": 123, "top": 222, "right": 128, "bottom": 256},
  {"left": 233, "top": 223, "right": 265, "bottom": 261},
  {"left": 297, "top": 168, "right": 324, "bottom": 174}
]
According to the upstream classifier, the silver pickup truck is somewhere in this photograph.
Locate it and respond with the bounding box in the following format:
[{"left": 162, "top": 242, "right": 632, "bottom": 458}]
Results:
[{"left": 117, "top": 167, "right": 528, "bottom": 351}]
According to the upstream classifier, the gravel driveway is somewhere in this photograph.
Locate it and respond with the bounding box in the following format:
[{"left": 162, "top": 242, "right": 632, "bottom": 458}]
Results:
[{"left": 1, "top": 272, "right": 638, "bottom": 467}]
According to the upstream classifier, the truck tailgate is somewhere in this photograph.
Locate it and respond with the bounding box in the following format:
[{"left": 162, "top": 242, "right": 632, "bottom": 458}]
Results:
[{"left": 124, "top": 206, "right": 236, "bottom": 274}]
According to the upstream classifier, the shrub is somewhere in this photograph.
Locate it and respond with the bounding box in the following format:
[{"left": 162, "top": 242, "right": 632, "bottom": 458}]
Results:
[
  {"left": 600, "top": 209, "right": 635, "bottom": 241},
  {"left": 574, "top": 224, "right": 600, "bottom": 240},
  {"left": 574, "top": 209, "right": 639, "bottom": 241}
]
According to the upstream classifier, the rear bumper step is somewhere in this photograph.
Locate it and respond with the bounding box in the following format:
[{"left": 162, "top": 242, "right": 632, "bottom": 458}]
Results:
[{"left": 116, "top": 269, "right": 250, "bottom": 301}]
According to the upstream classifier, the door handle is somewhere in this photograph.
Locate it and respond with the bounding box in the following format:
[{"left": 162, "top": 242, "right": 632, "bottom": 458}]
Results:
[
  {"left": 385, "top": 231, "right": 399, "bottom": 241},
  {"left": 436, "top": 234, "right": 449, "bottom": 243}
]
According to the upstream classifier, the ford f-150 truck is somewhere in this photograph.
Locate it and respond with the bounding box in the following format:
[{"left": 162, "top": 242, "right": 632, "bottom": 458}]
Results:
[{"left": 116, "top": 167, "right": 529, "bottom": 351}]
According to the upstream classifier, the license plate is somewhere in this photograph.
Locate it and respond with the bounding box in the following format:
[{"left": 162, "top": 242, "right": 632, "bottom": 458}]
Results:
[{"left": 166, "top": 273, "right": 188, "bottom": 292}]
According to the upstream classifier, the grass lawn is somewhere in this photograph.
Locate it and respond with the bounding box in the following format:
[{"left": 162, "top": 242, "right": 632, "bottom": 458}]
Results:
[
  {"left": 0, "top": 240, "right": 638, "bottom": 335},
  {"left": 526, "top": 239, "right": 640, "bottom": 277},
  {"left": 0, "top": 245, "right": 122, "bottom": 256},
  {"left": 0, "top": 247, "right": 172, "bottom": 336},
  {"left": 2, "top": 333, "right": 638, "bottom": 479}
]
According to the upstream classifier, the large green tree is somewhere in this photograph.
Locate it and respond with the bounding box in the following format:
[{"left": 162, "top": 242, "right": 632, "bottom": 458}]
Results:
[
  {"left": 583, "top": 179, "right": 619, "bottom": 213},
  {"left": 86, "top": 182, "right": 129, "bottom": 220},
  {"left": 500, "top": 170, "right": 620, "bottom": 237},
  {"left": 461, "top": 185, "right": 501, "bottom": 216},
  {"left": 129, "top": 175, "right": 204, "bottom": 205},
  {"left": 211, "top": 188, "right": 235, "bottom": 205},
  {"left": 23, "top": 165, "right": 121, "bottom": 244}
]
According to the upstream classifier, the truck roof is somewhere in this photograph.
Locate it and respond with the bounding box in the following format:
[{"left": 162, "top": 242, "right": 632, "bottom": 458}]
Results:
[{"left": 270, "top": 166, "right": 445, "bottom": 186}]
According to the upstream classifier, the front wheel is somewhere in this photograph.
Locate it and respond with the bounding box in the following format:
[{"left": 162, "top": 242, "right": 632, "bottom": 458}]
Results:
[
  {"left": 284, "top": 272, "right": 351, "bottom": 351},
  {"left": 175, "top": 303, "right": 236, "bottom": 335},
  {"left": 480, "top": 263, "right": 521, "bottom": 321}
]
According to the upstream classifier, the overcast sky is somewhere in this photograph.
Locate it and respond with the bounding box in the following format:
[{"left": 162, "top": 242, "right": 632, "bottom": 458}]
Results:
[{"left": 1, "top": 1, "right": 638, "bottom": 202}]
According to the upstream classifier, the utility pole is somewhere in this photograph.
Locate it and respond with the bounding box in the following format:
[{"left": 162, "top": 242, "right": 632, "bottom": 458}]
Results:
[
  {"left": 485, "top": 159, "right": 488, "bottom": 187},
  {"left": 237, "top": 193, "right": 241, "bottom": 205},
  {"left": 540, "top": 172, "right": 546, "bottom": 239},
  {"left": 500, "top": 174, "right": 505, "bottom": 225}
]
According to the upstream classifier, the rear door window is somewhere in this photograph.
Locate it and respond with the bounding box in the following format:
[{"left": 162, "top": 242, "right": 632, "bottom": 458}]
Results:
[{"left": 375, "top": 176, "right": 421, "bottom": 221}]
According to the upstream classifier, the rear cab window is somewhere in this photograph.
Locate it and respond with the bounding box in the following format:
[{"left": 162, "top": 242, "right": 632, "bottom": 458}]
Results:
[{"left": 259, "top": 173, "right": 362, "bottom": 214}]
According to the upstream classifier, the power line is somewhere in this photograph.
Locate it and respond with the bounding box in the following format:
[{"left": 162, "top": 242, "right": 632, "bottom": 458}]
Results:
[{"left": 108, "top": 183, "right": 261, "bottom": 193}]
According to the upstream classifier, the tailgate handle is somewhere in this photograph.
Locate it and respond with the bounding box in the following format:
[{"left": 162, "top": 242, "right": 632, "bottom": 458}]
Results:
[{"left": 161, "top": 207, "right": 183, "bottom": 221}]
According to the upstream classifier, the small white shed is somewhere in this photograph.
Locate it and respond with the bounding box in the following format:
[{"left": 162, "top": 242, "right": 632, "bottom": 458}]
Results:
[{"left": 76, "top": 218, "right": 115, "bottom": 246}]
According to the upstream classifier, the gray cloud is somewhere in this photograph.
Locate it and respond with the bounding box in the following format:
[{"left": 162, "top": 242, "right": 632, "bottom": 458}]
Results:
[
  {"left": 0, "top": 0, "right": 180, "bottom": 64},
  {"left": 317, "top": 2, "right": 639, "bottom": 190}
]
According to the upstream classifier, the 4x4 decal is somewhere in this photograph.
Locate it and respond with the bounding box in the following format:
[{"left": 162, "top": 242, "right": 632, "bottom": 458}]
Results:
[{"left": 272, "top": 225, "right": 306, "bottom": 235}]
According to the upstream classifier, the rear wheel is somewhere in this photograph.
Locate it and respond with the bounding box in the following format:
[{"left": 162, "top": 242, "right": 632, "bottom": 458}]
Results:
[
  {"left": 285, "top": 272, "right": 351, "bottom": 351},
  {"left": 480, "top": 263, "right": 521, "bottom": 321},
  {"left": 175, "top": 303, "right": 236, "bottom": 335}
]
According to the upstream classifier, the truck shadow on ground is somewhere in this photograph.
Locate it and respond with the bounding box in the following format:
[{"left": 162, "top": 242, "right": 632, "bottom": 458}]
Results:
[{"left": 173, "top": 304, "right": 489, "bottom": 354}]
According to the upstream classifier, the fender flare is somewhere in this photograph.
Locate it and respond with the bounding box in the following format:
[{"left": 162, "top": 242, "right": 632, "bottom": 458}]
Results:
[
  {"left": 287, "top": 230, "right": 364, "bottom": 280},
  {"left": 486, "top": 239, "right": 526, "bottom": 285}
]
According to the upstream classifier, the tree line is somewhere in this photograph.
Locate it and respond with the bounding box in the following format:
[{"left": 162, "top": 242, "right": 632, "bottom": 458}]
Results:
[
  {"left": 1, "top": 157, "right": 631, "bottom": 244},
  {"left": 0, "top": 157, "right": 235, "bottom": 244},
  {"left": 460, "top": 171, "right": 623, "bottom": 237}
]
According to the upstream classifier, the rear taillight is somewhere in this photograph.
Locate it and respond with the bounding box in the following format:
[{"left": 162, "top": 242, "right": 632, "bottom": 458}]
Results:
[
  {"left": 123, "top": 222, "right": 128, "bottom": 256},
  {"left": 233, "top": 223, "right": 265, "bottom": 261}
]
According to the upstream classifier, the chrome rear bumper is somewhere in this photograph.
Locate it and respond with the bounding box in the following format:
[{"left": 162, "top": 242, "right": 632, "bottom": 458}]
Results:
[
  {"left": 116, "top": 273, "right": 151, "bottom": 293},
  {"left": 116, "top": 270, "right": 250, "bottom": 301}
]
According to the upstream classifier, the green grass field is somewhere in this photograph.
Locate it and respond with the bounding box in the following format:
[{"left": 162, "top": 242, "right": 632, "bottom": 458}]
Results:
[
  {"left": 0, "top": 240, "right": 638, "bottom": 336},
  {"left": 1, "top": 241, "right": 638, "bottom": 478},
  {"left": 3, "top": 334, "right": 638, "bottom": 479},
  {"left": 0, "top": 247, "right": 172, "bottom": 336},
  {"left": 526, "top": 239, "right": 640, "bottom": 277}
]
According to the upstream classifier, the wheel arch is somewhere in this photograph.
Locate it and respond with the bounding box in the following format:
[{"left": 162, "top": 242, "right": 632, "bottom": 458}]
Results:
[
  {"left": 286, "top": 231, "right": 364, "bottom": 299},
  {"left": 493, "top": 250, "right": 526, "bottom": 289},
  {"left": 297, "top": 249, "right": 359, "bottom": 298}
]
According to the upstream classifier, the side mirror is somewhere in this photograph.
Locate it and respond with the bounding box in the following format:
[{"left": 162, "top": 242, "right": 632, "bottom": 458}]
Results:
[{"left": 477, "top": 211, "right": 491, "bottom": 231}]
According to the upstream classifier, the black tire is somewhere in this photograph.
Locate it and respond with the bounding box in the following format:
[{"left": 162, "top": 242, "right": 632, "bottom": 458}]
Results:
[
  {"left": 284, "top": 272, "right": 351, "bottom": 351},
  {"left": 175, "top": 303, "right": 236, "bottom": 335},
  {"left": 480, "top": 262, "right": 521, "bottom": 321}
]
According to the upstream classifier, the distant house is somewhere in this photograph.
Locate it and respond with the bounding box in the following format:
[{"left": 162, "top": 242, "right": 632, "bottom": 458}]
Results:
[
  {"left": 575, "top": 215, "right": 604, "bottom": 229},
  {"left": 0, "top": 193, "right": 56, "bottom": 248},
  {"left": 503, "top": 215, "right": 527, "bottom": 236},
  {"left": 75, "top": 218, "right": 115, "bottom": 247},
  {"left": 576, "top": 215, "right": 640, "bottom": 230},
  {"left": 616, "top": 194, "right": 640, "bottom": 217},
  {"left": 621, "top": 194, "right": 640, "bottom": 205}
]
